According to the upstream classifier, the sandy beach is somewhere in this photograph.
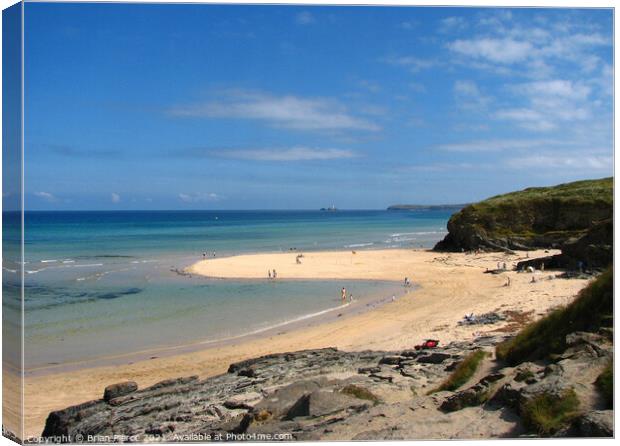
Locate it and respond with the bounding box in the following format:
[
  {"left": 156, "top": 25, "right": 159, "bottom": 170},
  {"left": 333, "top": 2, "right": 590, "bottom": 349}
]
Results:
[{"left": 20, "top": 248, "right": 590, "bottom": 439}]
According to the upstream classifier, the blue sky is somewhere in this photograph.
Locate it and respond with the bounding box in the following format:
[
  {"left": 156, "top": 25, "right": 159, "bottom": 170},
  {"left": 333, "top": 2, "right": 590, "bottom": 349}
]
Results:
[{"left": 20, "top": 3, "right": 613, "bottom": 210}]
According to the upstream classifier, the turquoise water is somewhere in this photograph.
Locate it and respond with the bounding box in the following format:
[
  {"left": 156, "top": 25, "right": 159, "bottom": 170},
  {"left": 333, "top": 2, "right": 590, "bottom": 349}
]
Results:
[{"left": 3, "top": 210, "right": 451, "bottom": 369}]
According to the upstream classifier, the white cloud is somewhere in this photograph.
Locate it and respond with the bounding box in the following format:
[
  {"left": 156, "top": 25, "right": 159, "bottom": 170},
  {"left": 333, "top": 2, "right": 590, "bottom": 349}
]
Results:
[
  {"left": 449, "top": 38, "right": 532, "bottom": 64},
  {"left": 448, "top": 16, "right": 611, "bottom": 77},
  {"left": 453, "top": 80, "right": 492, "bottom": 110},
  {"left": 398, "top": 21, "right": 418, "bottom": 31},
  {"left": 34, "top": 191, "right": 57, "bottom": 202},
  {"left": 295, "top": 11, "right": 315, "bottom": 25},
  {"left": 438, "top": 16, "right": 468, "bottom": 33},
  {"left": 178, "top": 192, "right": 220, "bottom": 203},
  {"left": 495, "top": 108, "right": 556, "bottom": 131},
  {"left": 357, "top": 79, "right": 381, "bottom": 93},
  {"left": 436, "top": 138, "right": 563, "bottom": 153},
  {"left": 408, "top": 82, "right": 426, "bottom": 93},
  {"left": 397, "top": 162, "right": 477, "bottom": 173},
  {"left": 515, "top": 80, "right": 591, "bottom": 101},
  {"left": 169, "top": 91, "right": 380, "bottom": 132},
  {"left": 384, "top": 55, "right": 436, "bottom": 73},
  {"left": 505, "top": 154, "right": 613, "bottom": 171},
  {"left": 111, "top": 193, "right": 121, "bottom": 203},
  {"left": 497, "top": 79, "right": 594, "bottom": 131},
  {"left": 212, "top": 147, "right": 357, "bottom": 162}
]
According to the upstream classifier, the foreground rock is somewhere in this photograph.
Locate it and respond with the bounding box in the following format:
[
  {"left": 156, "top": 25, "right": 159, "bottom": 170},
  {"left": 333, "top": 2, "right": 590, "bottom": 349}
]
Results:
[
  {"left": 41, "top": 329, "right": 613, "bottom": 441},
  {"left": 42, "top": 338, "right": 519, "bottom": 441}
]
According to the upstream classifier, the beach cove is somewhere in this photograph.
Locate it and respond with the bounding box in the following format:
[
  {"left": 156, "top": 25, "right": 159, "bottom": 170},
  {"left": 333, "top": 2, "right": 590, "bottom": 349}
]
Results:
[{"left": 19, "top": 248, "right": 590, "bottom": 438}]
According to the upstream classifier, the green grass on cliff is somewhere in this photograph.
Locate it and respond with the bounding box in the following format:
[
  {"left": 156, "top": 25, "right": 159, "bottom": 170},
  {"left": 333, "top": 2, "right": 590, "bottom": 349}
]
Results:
[
  {"left": 496, "top": 268, "right": 613, "bottom": 366},
  {"left": 340, "top": 384, "right": 380, "bottom": 404},
  {"left": 453, "top": 177, "right": 613, "bottom": 237},
  {"left": 595, "top": 361, "right": 613, "bottom": 409},
  {"left": 520, "top": 389, "right": 581, "bottom": 436},
  {"left": 430, "top": 349, "right": 489, "bottom": 393},
  {"left": 483, "top": 177, "right": 613, "bottom": 206}
]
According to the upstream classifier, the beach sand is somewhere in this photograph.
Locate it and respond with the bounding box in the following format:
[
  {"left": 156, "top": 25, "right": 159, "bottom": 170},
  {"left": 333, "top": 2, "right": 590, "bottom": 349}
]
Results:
[{"left": 21, "top": 248, "right": 589, "bottom": 439}]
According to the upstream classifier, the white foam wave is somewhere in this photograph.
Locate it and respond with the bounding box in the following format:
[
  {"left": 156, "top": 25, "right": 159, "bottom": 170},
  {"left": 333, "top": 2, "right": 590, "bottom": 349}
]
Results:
[
  {"left": 345, "top": 242, "right": 374, "bottom": 248},
  {"left": 390, "top": 231, "right": 445, "bottom": 237},
  {"left": 41, "top": 259, "right": 58, "bottom": 263},
  {"left": 195, "top": 301, "right": 353, "bottom": 347}
]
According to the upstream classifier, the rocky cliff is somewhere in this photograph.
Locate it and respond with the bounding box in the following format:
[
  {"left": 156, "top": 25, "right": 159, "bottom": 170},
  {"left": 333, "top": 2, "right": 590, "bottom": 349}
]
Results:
[{"left": 433, "top": 178, "right": 612, "bottom": 267}]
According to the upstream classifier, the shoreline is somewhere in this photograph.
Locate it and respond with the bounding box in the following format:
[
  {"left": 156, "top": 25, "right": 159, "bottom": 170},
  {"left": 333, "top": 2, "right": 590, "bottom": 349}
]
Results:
[
  {"left": 24, "top": 279, "right": 409, "bottom": 377},
  {"left": 21, "top": 248, "right": 590, "bottom": 438}
]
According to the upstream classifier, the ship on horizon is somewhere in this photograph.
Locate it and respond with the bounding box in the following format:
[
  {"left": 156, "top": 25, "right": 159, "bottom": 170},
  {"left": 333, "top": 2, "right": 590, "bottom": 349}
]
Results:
[{"left": 320, "top": 205, "right": 338, "bottom": 212}]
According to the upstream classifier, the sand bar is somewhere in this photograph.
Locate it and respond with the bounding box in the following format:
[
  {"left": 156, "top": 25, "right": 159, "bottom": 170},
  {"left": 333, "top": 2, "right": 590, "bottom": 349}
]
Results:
[{"left": 21, "top": 248, "right": 589, "bottom": 439}]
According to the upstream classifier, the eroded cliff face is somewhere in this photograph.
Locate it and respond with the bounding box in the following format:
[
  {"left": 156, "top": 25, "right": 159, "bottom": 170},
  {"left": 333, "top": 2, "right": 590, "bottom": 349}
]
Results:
[{"left": 433, "top": 178, "right": 612, "bottom": 268}]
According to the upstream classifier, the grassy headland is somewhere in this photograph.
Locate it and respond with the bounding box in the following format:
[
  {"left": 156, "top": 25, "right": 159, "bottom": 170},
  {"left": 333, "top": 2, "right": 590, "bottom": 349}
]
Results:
[{"left": 434, "top": 177, "right": 612, "bottom": 256}]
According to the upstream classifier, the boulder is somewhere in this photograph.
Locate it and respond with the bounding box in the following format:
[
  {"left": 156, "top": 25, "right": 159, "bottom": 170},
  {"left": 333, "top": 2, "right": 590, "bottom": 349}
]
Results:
[
  {"left": 223, "top": 392, "right": 262, "bottom": 410},
  {"left": 285, "top": 390, "right": 369, "bottom": 419},
  {"left": 573, "top": 410, "right": 613, "bottom": 437},
  {"left": 416, "top": 353, "right": 452, "bottom": 364},
  {"left": 103, "top": 381, "right": 138, "bottom": 402},
  {"left": 358, "top": 366, "right": 381, "bottom": 374},
  {"left": 252, "top": 380, "right": 324, "bottom": 419},
  {"left": 379, "top": 356, "right": 403, "bottom": 365},
  {"left": 440, "top": 373, "right": 505, "bottom": 412},
  {"left": 440, "top": 384, "right": 488, "bottom": 412}
]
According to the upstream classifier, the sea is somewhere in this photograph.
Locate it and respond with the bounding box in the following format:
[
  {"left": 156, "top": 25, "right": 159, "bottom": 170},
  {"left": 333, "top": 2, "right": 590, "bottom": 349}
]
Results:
[{"left": 2, "top": 210, "right": 452, "bottom": 370}]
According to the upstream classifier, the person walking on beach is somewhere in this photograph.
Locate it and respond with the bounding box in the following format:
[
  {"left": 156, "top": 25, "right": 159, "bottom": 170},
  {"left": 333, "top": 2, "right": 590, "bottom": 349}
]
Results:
[
  {"left": 268, "top": 270, "right": 272, "bottom": 279},
  {"left": 341, "top": 287, "right": 347, "bottom": 304},
  {"left": 273, "top": 269, "right": 277, "bottom": 279}
]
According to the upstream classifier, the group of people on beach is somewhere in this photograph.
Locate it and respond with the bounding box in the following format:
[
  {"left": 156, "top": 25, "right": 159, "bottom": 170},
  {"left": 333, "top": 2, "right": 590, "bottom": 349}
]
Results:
[
  {"left": 267, "top": 269, "right": 277, "bottom": 280},
  {"left": 202, "top": 251, "right": 216, "bottom": 259},
  {"left": 341, "top": 287, "right": 354, "bottom": 304}
]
